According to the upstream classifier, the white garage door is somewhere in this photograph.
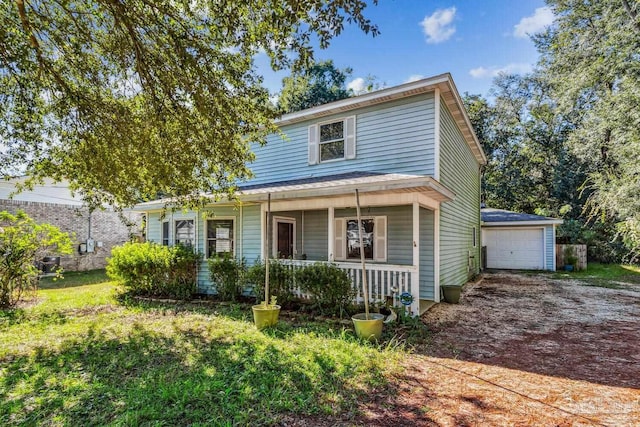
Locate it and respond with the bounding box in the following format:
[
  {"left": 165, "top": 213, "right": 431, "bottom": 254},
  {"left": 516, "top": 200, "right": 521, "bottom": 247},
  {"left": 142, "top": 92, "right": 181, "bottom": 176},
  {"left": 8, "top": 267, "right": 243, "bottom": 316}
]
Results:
[{"left": 484, "top": 228, "right": 544, "bottom": 270}]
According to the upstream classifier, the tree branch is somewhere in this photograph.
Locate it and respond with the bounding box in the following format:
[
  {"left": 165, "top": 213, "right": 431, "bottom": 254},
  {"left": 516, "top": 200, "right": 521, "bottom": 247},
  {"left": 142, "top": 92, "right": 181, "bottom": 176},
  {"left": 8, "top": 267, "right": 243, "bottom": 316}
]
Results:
[{"left": 621, "top": 0, "right": 640, "bottom": 34}]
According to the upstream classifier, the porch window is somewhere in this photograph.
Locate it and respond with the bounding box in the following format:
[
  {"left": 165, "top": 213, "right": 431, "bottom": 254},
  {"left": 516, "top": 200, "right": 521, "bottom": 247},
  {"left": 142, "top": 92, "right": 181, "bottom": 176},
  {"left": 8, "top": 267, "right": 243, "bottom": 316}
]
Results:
[
  {"left": 162, "top": 221, "right": 169, "bottom": 246},
  {"left": 175, "top": 219, "right": 195, "bottom": 247},
  {"left": 334, "top": 216, "right": 387, "bottom": 262},
  {"left": 207, "top": 219, "right": 234, "bottom": 257},
  {"left": 346, "top": 219, "right": 374, "bottom": 259},
  {"left": 308, "top": 116, "right": 356, "bottom": 164}
]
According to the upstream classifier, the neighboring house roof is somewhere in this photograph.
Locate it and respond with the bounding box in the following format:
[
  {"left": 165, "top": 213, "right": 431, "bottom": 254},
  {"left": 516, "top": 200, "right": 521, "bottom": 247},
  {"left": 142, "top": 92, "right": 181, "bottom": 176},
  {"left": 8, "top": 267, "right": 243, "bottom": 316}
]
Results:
[
  {"left": 0, "top": 178, "right": 84, "bottom": 206},
  {"left": 134, "top": 172, "right": 456, "bottom": 211},
  {"left": 276, "top": 73, "right": 487, "bottom": 165},
  {"left": 481, "top": 208, "right": 563, "bottom": 226}
]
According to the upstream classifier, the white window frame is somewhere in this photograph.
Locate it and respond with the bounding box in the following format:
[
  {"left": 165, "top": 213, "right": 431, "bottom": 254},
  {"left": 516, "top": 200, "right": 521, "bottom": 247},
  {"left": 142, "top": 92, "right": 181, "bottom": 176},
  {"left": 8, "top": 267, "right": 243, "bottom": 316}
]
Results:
[
  {"left": 174, "top": 218, "right": 196, "bottom": 248},
  {"left": 272, "top": 216, "right": 297, "bottom": 258},
  {"left": 318, "top": 118, "right": 346, "bottom": 163},
  {"left": 308, "top": 115, "right": 356, "bottom": 165},
  {"left": 206, "top": 217, "right": 236, "bottom": 259},
  {"left": 335, "top": 216, "right": 387, "bottom": 263},
  {"left": 161, "top": 221, "right": 170, "bottom": 246}
]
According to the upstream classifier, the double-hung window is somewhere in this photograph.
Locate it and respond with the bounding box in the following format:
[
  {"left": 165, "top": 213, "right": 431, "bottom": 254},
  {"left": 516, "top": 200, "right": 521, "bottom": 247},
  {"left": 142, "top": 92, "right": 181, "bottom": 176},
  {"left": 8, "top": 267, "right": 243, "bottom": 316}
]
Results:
[
  {"left": 334, "top": 216, "right": 387, "bottom": 262},
  {"left": 161, "top": 221, "right": 169, "bottom": 246},
  {"left": 175, "top": 219, "right": 195, "bottom": 248},
  {"left": 308, "top": 116, "right": 356, "bottom": 164},
  {"left": 207, "top": 219, "right": 234, "bottom": 258}
]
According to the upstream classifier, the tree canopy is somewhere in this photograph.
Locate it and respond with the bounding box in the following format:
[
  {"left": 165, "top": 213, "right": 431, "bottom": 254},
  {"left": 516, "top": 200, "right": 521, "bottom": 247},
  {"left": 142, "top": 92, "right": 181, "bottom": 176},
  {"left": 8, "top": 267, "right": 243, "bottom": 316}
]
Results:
[
  {"left": 0, "top": 0, "right": 378, "bottom": 209},
  {"left": 535, "top": 0, "right": 640, "bottom": 260},
  {"left": 277, "top": 59, "right": 353, "bottom": 114}
]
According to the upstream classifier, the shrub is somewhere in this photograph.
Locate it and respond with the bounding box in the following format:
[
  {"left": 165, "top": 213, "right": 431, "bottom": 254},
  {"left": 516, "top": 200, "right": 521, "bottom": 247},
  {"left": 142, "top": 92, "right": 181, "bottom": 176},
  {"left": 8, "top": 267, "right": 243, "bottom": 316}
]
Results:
[
  {"left": 248, "top": 258, "right": 295, "bottom": 307},
  {"left": 0, "top": 210, "right": 73, "bottom": 308},
  {"left": 208, "top": 253, "right": 247, "bottom": 301},
  {"left": 296, "top": 263, "right": 354, "bottom": 317},
  {"left": 107, "top": 242, "right": 201, "bottom": 300}
]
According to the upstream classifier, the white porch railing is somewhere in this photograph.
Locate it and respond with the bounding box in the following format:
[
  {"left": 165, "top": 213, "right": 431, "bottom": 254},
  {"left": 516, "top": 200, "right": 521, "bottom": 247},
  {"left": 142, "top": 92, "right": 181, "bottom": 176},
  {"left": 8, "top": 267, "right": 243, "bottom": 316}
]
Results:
[{"left": 280, "top": 260, "right": 419, "bottom": 314}]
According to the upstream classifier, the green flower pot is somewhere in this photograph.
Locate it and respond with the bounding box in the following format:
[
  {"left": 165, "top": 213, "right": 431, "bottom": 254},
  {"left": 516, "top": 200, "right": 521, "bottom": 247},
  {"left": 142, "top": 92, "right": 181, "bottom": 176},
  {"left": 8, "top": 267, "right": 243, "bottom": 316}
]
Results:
[
  {"left": 441, "top": 285, "right": 462, "bottom": 304},
  {"left": 352, "top": 313, "right": 385, "bottom": 341},
  {"left": 252, "top": 305, "right": 281, "bottom": 329}
]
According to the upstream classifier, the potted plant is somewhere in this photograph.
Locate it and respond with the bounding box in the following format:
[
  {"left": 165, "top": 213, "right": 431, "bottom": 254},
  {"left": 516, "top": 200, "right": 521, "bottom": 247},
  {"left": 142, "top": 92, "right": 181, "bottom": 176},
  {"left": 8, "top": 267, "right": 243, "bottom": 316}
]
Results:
[
  {"left": 441, "top": 284, "right": 462, "bottom": 304},
  {"left": 252, "top": 193, "right": 281, "bottom": 329},
  {"left": 351, "top": 189, "right": 385, "bottom": 341}
]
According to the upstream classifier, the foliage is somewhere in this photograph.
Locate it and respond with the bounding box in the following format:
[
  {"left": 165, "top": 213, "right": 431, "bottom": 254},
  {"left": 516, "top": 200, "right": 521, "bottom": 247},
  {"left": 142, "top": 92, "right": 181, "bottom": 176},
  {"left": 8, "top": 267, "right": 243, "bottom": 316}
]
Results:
[
  {"left": 247, "top": 258, "right": 295, "bottom": 307},
  {"left": 296, "top": 263, "right": 355, "bottom": 317},
  {"left": 0, "top": 1, "right": 379, "bottom": 209},
  {"left": 107, "top": 242, "right": 201, "bottom": 299},
  {"left": 0, "top": 276, "right": 404, "bottom": 425},
  {"left": 552, "top": 262, "right": 640, "bottom": 289},
  {"left": 0, "top": 210, "right": 72, "bottom": 308},
  {"left": 207, "top": 253, "right": 246, "bottom": 301},
  {"left": 534, "top": 0, "right": 640, "bottom": 261},
  {"left": 278, "top": 59, "right": 354, "bottom": 113}
]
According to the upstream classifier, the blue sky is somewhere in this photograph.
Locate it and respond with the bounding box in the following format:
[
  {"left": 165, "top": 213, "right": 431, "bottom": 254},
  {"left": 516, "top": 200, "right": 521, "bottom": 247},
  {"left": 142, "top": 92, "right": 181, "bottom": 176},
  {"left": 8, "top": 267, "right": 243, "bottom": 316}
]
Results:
[{"left": 256, "top": 0, "right": 553, "bottom": 98}]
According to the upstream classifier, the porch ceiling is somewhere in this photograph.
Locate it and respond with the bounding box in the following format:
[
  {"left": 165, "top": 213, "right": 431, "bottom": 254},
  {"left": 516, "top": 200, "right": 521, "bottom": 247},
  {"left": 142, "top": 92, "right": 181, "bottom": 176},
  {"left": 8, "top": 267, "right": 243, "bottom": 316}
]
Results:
[{"left": 239, "top": 172, "right": 455, "bottom": 204}]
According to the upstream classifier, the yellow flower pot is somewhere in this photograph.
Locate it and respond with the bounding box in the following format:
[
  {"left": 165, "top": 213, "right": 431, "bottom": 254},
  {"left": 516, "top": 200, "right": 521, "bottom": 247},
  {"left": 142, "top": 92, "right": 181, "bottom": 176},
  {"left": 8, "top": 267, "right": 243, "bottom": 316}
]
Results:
[
  {"left": 352, "top": 313, "right": 385, "bottom": 341},
  {"left": 252, "top": 304, "right": 281, "bottom": 329}
]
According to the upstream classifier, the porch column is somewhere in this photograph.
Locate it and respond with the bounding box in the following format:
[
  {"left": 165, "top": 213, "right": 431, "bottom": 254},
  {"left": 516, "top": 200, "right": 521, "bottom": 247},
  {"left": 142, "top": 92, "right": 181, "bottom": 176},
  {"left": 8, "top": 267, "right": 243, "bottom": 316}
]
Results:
[
  {"left": 260, "top": 202, "right": 266, "bottom": 260},
  {"left": 327, "top": 207, "right": 334, "bottom": 261},
  {"left": 411, "top": 202, "right": 420, "bottom": 314},
  {"left": 434, "top": 207, "right": 441, "bottom": 303}
]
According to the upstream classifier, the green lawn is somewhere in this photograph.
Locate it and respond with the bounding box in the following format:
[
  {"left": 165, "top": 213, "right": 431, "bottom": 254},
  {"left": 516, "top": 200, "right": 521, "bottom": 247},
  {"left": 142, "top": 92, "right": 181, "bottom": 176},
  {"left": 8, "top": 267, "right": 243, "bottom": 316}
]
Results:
[
  {"left": 0, "top": 271, "right": 415, "bottom": 426},
  {"left": 551, "top": 262, "right": 640, "bottom": 288}
]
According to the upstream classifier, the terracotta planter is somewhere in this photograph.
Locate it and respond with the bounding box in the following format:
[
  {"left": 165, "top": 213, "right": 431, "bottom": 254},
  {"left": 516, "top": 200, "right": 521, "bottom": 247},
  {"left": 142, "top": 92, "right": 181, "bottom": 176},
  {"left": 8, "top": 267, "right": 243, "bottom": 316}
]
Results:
[
  {"left": 252, "top": 304, "right": 281, "bottom": 329},
  {"left": 441, "top": 285, "right": 462, "bottom": 304},
  {"left": 352, "top": 313, "right": 385, "bottom": 341}
]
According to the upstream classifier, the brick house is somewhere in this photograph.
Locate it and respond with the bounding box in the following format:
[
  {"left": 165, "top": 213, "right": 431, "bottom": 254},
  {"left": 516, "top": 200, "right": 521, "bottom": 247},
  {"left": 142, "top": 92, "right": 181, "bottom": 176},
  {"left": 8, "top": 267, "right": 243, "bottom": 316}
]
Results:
[{"left": 0, "top": 178, "right": 141, "bottom": 271}]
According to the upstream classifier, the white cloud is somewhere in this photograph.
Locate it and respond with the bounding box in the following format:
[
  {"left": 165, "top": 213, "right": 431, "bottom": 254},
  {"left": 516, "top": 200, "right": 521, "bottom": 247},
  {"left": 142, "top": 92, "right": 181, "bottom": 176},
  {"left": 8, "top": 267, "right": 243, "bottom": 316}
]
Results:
[
  {"left": 405, "top": 74, "right": 425, "bottom": 83},
  {"left": 420, "top": 7, "right": 457, "bottom": 44},
  {"left": 347, "top": 77, "right": 366, "bottom": 94},
  {"left": 513, "top": 7, "right": 554, "bottom": 38},
  {"left": 469, "top": 63, "right": 533, "bottom": 79}
]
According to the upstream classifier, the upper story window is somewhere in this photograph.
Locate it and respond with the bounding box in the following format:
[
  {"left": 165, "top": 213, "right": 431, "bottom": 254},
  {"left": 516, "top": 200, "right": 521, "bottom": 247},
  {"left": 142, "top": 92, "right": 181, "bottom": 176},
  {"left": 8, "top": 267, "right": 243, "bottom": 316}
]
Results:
[
  {"left": 319, "top": 121, "right": 345, "bottom": 161},
  {"left": 308, "top": 116, "right": 356, "bottom": 165}
]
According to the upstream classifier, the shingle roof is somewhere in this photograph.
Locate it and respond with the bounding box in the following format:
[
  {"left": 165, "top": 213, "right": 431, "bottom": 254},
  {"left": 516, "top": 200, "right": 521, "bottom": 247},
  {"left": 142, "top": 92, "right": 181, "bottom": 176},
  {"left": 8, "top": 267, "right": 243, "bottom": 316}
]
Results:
[
  {"left": 481, "top": 208, "right": 559, "bottom": 223},
  {"left": 238, "top": 171, "right": 384, "bottom": 191}
]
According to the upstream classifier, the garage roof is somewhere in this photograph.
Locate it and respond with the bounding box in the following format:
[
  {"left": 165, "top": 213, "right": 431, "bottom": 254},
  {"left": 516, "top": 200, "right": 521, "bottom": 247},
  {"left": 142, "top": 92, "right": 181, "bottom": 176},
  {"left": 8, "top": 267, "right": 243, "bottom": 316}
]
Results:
[{"left": 481, "top": 208, "right": 563, "bottom": 226}]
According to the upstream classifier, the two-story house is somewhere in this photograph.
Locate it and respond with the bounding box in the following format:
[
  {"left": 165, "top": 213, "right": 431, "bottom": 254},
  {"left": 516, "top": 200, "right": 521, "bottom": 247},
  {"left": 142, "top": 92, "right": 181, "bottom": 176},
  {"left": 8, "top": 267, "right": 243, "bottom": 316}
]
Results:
[{"left": 134, "top": 73, "right": 487, "bottom": 314}]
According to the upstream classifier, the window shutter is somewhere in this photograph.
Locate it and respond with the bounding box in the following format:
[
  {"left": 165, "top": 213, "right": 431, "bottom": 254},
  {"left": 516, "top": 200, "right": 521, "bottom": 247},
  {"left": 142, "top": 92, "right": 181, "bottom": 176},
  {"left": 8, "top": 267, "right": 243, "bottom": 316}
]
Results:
[
  {"left": 308, "top": 124, "right": 319, "bottom": 165},
  {"left": 374, "top": 216, "right": 387, "bottom": 262},
  {"left": 334, "top": 218, "right": 346, "bottom": 261},
  {"left": 345, "top": 116, "right": 356, "bottom": 159}
]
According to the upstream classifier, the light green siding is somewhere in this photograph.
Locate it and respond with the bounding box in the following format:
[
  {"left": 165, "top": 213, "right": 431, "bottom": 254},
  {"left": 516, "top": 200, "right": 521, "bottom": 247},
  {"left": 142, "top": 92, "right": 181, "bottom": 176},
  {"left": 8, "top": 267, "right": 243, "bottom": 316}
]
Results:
[
  {"left": 250, "top": 94, "right": 436, "bottom": 184},
  {"left": 241, "top": 204, "right": 262, "bottom": 264},
  {"left": 300, "top": 210, "right": 328, "bottom": 261},
  {"left": 439, "top": 104, "right": 482, "bottom": 287},
  {"left": 419, "top": 208, "right": 435, "bottom": 300}
]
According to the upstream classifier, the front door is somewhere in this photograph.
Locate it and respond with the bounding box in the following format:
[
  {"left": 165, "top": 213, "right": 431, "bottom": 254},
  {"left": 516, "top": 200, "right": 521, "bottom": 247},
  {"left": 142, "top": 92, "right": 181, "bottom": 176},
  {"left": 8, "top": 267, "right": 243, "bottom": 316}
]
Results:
[{"left": 276, "top": 221, "right": 294, "bottom": 259}]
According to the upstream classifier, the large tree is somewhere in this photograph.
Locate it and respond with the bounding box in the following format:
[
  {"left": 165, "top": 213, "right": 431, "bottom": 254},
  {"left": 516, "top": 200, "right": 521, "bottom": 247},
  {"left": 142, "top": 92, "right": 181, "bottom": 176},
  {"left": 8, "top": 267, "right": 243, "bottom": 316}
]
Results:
[
  {"left": 0, "top": 1, "right": 378, "bottom": 208},
  {"left": 535, "top": 0, "right": 640, "bottom": 260},
  {"left": 277, "top": 59, "right": 353, "bottom": 114}
]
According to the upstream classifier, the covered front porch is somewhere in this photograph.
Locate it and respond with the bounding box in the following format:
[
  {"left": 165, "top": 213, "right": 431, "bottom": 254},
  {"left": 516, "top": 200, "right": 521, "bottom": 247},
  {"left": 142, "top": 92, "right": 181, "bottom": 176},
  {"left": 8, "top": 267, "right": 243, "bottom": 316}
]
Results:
[{"left": 239, "top": 172, "right": 455, "bottom": 315}]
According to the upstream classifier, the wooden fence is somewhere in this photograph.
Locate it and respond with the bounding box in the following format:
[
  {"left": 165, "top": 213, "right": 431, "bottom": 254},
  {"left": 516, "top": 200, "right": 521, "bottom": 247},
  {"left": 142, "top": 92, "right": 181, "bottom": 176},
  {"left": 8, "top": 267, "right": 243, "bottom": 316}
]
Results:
[{"left": 556, "top": 244, "right": 587, "bottom": 271}]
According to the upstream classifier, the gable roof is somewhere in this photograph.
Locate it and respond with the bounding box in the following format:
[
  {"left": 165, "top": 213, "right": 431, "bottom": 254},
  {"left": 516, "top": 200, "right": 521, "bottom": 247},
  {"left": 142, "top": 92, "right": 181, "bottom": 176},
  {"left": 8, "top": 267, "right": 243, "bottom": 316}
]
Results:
[
  {"left": 481, "top": 208, "right": 563, "bottom": 226},
  {"left": 276, "top": 73, "right": 487, "bottom": 165}
]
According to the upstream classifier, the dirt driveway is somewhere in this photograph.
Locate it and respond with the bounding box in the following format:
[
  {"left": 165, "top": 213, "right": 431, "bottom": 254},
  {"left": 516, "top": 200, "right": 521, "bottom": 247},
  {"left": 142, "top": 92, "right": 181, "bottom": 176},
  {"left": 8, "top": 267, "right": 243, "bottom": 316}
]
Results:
[{"left": 358, "top": 272, "right": 640, "bottom": 426}]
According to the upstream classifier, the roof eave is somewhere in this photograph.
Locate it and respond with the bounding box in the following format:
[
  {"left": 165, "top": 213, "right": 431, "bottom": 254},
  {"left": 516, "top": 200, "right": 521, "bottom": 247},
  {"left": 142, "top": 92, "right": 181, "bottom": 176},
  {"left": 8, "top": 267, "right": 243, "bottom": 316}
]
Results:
[{"left": 481, "top": 220, "right": 564, "bottom": 226}]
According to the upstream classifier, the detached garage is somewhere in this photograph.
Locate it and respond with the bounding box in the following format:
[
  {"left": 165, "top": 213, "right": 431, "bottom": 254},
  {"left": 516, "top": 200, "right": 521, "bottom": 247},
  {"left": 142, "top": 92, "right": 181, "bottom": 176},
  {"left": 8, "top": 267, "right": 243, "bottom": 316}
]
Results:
[{"left": 481, "top": 208, "right": 563, "bottom": 271}]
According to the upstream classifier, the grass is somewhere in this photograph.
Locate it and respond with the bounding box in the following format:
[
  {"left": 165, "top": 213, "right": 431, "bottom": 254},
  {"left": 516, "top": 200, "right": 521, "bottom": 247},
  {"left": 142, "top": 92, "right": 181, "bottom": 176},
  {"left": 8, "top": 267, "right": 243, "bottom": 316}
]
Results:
[
  {"left": 551, "top": 262, "right": 640, "bottom": 288},
  {"left": 0, "top": 271, "right": 419, "bottom": 426}
]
